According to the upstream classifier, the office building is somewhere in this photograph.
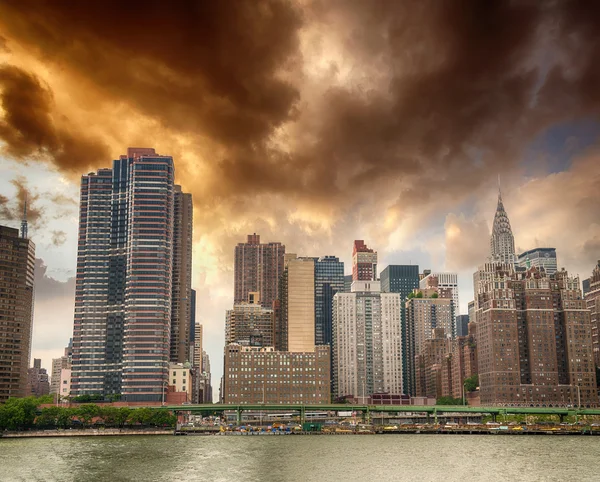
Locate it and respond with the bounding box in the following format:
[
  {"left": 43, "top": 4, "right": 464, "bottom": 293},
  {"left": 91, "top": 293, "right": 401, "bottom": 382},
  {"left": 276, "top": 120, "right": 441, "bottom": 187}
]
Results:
[
  {"left": 201, "top": 350, "right": 212, "bottom": 402},
  {"left": 193, "top": 322, "right": 203, "bottom": 369},
  {"left": 475, "top": 264, "right": 598, "bottom": 407},
  {"left": 380, "top": 264, "right": 420, "bottom": 394},
  {"left": 0, "top": 224, "right": 35, "bottom": 401},
  {"left": 420, "top": 272, "right": 459, "bottom": 335},
  {"left": 352, "top": 240, "right": 377, "bottom": 281},
  {"left": 189, "top": 289, "right": 196, "bottom": 362},
  {"left": 170, "top": 186, "right": 193, "bottom": 364},
  {"left": 456, "top": 315, "right": 469, "bottom": 338},
  {"left": 225, "top": 292, "right": 274, "bottom": 347},
  {"left": 585, "top": 261, "right": 600, "bottom": 366},
  {"left": 50, "top": 340, "right": 72, "bottom": 397},
  {"left": 276, "top": 255, "right": 315, "bottom": 352},
  {"left": 490, "top": 189, "right": 516, "bottom": 264},
  {"left": 332, "top": 281, "right": 402, "bottom": 400},
  {"left": 467, "top": 300, "right": 475, "bottom": 324},
  {"left": 314, "top": 256, "right": 345, "bottom": 346},
  {"left": 517, "top": 247, "right": 557, "bottom": 275},
  {"left": 27, "top": 358, "right": 50, "bottom": 397},
  {"left": 71, "top": 147, "right": 183, "bottom": 402},
  {"left": 222, "top": 344, "right": 330, "bottom": 404},
  {"left": 405, "top": 286, "right": 454, "bottom": 395},
  {"left": 234, "top": 233, "right": 285, "bottom": 308},
  {"left": 344, "top": 274, "right": 352, "bottom": 293},
  {"left": 583, "top": 278, "right": 591, "bottom": 296}
]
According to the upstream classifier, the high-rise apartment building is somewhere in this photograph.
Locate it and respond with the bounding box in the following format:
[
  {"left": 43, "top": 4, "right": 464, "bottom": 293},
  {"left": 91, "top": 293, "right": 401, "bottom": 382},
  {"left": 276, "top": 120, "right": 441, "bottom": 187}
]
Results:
[
  {"left": 332, "top": 281, "right": 402, "bottom": 400},
  {"left": 420, "top": 272, "right": 459, "bottom": 335},
  {"left": 405, "top": 287, "right": 454, "bottom": 395},
  {"left": 225, "top": 292, "right": 274, "bottom": 347},
  {"left": 189, "top": 289, "right": 196, "bottom": 362},
  {"left": 28, "top": 358, "right": 50, "bottom": 397},
  {"left": 170, "top": 186, "right": 193, "bottom": 364},
  {"left": 584, "top": 261, "right": 600, "bottom": 366},
  {"left": 380, "top": 264, "right": 420, "bottom": 394},
  {"left": 193, "top": 322, "right": 203, "bottom": 369},
  {"left": 490, "top": 190, "right": 516, "bottom": 264},
  {"left": 475, "top": 264, "right": 598, "bottom": 407},
  {"left": 222, "top": 344, "right": 330, "bottom": 404},
  {"left": 517, "top": 248, "right": 557, "bottom": 275},
  {"left": 414, "top": 328, "right": 452, "bottom": 399},
  {"left": 50, "top": 340, "right": 72, "bottom": 396},
  {"left": 456, "top": 315, "right": 469, "bottom": 338},
  {"left": 0, "top": 224, "right": 35, "bottom": 401},
  {"left": 234, "top": 234, "right": 285, "bottom": 308},
  {"left": 352, "top": 240, "right": 377, "bottom": 281},
  {"left": 71, "top": 147, "right": 183, "bottom": 402},
  {"left": 276, "top": 255, "right": 315, "bottom": 352},
  {"left": 314, "top": 256, "right": 345, "bottom": 346}
]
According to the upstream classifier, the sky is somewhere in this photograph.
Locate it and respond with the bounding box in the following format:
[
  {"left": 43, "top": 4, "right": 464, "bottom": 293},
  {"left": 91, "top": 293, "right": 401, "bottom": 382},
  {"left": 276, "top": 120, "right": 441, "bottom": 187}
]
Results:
[{"left": 1, "top": 1, "right": 600, "bottom": 398}]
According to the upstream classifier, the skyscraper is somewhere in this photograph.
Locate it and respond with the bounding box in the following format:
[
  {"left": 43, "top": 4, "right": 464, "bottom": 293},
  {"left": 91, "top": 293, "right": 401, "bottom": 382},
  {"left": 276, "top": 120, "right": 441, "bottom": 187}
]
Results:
[
  {"left": 490, "top": 189, "right": 516, "bottom": 264},
  {"left": 517, "top": 247, "right": 557, "bottom": 275},
  {"left": 277, "top": 255, "right": 315, "bottom": 352},
  {"left": 193, "top": 322, "right": 203, "bottom": 370},
  {"left": 380, "top": 264, "right": 420, "bottom": 394},
  {"left": 71, "top": 147, "right": 182, "bottom": 402},
  {"left": 314, "top": 256, "right": 345, "bottom": 346},
  {"left": 584, "top": 261, "right": 600, "bottom": 366},
  {"left": 170, "top": 185, "right": 193, "bottom": 364},
  {"left": 455, "top": 314, "right": 469, "bottom": 337},
  {"left": 475, "top": 265, "right": 597, "bottom": 407},
  {"left": 419, "top": 272, "right": 459, "bottom": 335},
  {"left": 406, "top": 287, "right": 454, "bottom": 395},
  {"left": 0, "top": 224, "right": 35, "bottom": 401},
  {"left": 225, "top": 292, "right": 275, "bottom": 347},
  {"left": 234, "top": 234, "right": 285, "bottom": 308},
  {"left": 352, "top": 240, "right": 377, "bottom": 281},
  {"left": 332, "top": 280, "right": 402, "bottom": 400}
]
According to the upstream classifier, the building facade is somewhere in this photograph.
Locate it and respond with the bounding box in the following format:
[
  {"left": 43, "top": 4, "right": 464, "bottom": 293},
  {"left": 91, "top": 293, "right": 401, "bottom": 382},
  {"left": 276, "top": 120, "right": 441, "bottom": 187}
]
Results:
[
  {"left": 0, "top": 225, "right": 35, "bottom": 401},
  {"left": 352, "top": 240, "right": 377, "bottom": 281},
  {"left": 314, "top": 256, "right": 345, "bottom": 346},
  {"left": 28, "top": 359, "right": 50, "bottom": 397},
  {"left": 234, "top": 234, "right": 285, "bottom": 308},
  {"left": 225, "top": 292, "right": 275, "bottom": 347},
  {"left": 170, "top": 186, "right": 193, "bottom": 364},
  {"left": 490, "top": 190, "right": 516, "bottom": 265},
  {"left": 276, "top": 255, "right": 315, "bottom": 352},
  {"left": 71, "top": 148, "right": 182, "bottom": 402},
  {"left": 584, "top": 261, "right": 600, "bottom": 366},
  {"left": 332, "top": 281, "right": 402, "bottom": 400},
  {"left": 380, "top": 265, "right": 420, "bottom": 395},
  {"left": 456, "top": 314, "right": 469, "bottom": 338},
  {"left": 419, "top": 272, "right": 460, "bottom": 335},
  {"left": 517, "top": 248, "right": 557, "bottom": 275},
  {"left": 475, "top": 265, "right": 598, "bottom": 407},
  {"left": 222, "top": 344, "right": 330, "bottom": 404},
  {"left": 405, "top": 288, "right": 454, "bottom": 395}
]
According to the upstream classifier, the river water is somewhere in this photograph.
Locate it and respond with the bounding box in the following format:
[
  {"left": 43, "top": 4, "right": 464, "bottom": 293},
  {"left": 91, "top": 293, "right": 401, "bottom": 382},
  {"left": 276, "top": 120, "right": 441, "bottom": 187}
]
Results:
[{"left": 1, "top": 434, "right": 599, "bottom": 481}]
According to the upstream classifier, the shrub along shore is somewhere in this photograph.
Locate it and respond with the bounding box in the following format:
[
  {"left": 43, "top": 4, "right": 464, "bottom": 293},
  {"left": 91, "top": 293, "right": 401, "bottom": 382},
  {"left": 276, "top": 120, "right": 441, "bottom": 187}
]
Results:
[{"left": 0, "top": 396, "right": 176, "bottom": 432}]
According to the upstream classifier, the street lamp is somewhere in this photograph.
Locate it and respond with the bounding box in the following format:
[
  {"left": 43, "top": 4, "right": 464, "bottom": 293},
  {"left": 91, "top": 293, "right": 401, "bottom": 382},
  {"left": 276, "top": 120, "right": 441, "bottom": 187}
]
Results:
[{"left": 162, "top": 381, "right": 168, "bottom": 406}]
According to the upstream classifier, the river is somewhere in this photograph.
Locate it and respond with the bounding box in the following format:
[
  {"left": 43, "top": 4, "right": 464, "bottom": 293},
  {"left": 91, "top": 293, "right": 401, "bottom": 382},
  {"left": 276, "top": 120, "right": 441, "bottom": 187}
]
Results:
[{"left": 1, "top": 434, "right": 599, "bottom": 481}]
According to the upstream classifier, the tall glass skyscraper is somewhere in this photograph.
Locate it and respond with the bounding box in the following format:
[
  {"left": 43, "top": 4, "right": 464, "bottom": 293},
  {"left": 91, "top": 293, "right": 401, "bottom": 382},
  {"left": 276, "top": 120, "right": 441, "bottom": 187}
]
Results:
[
  {"left": 314, "top": 256, "right": 345, "bottom": 346},
  {"left": 71, "top": 148, "right": 190, "bottom": 402},
  {"left": 380, "top": 265, "right": 420, "bottom": 395}
]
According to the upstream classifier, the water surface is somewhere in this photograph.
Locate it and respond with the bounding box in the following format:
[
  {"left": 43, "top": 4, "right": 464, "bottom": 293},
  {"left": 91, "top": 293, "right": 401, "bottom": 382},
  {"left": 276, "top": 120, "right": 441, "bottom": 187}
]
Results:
[{"left": 1, "top": 434, "right": 598, "bottom": 481}]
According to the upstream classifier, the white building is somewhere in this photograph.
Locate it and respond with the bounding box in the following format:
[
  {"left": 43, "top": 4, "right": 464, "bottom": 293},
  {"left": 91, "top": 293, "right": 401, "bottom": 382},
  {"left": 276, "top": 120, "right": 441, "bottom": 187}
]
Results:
[
  {"left": 517, "top": 248, "right": 557, "bottom": 275},
  {"left": 332, "top": 280, "right": 402, "bottom": 401},
  {"left": 169, "top": 362, "right": 192, "bottom": 402},
  {"left": 419, "top": 272, "right": 459, "bottom": 335},
  {"left": 59, "top": 368, "right": 71, "bottom": 402}
]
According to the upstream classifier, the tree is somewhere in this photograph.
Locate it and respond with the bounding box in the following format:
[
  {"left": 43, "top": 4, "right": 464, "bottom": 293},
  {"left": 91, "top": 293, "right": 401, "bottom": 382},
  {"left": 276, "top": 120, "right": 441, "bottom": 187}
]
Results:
[
  {"left": 464, "top": 374, "right": 479, "bottom": 393},
  {"left": 0, "top": 397, "right": 38, "bottom": 430},
  {"left": 76, "top": 404, "right": 101, "bottom": 427},
  {"left": 436, "top": 397, "right": 463, "bottom": 406},
  {"left": 416, "top": 291, "right": 423, "bottom": 298},
  {"left": 431, "top": 292, "right": 438, "bottom": 298}
]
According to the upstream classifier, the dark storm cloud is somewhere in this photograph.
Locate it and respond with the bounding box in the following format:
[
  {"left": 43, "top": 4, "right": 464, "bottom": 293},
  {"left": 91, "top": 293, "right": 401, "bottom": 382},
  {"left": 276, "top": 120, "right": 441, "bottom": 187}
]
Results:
[
  {"left": 0, "top": 176, "right": 43, "bottom": 226},
  {"left": 1, "top": 1, "right": 600, "bottom": 215},
  {"left": 0, "top": 0, "right": 301, "bottom": 148},
  {"left": 0, "top": 65, "right": 109, "bottom": 171}
]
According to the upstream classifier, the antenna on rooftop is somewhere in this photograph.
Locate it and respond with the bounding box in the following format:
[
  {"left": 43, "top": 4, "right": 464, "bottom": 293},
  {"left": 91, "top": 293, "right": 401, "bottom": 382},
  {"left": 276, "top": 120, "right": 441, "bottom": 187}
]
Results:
[{"left": 20, "top": 196, "right": 28, "bottom": 239}]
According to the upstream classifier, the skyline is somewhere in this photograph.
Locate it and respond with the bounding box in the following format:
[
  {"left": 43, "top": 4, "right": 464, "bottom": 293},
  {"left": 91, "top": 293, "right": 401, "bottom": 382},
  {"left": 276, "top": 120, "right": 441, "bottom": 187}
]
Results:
[{"left": 1, "top": 2, "right": 600, "bottom": 394}]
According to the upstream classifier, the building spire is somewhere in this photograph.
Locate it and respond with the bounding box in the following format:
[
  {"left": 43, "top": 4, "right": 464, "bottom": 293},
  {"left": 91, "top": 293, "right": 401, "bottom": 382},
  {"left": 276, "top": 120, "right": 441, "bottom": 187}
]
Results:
[
  {"left": 490, "top": 181, "right": 515, "bottom": 264},
  {"left": 20, "top": 196, "right": 28, "bottom": 239}
]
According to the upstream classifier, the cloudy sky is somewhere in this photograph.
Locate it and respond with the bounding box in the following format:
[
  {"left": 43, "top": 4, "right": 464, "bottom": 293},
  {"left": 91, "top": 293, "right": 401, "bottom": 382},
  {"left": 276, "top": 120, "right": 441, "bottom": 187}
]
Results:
[{"left": 1, "top": 1, "right": 600, "bottom": 392}]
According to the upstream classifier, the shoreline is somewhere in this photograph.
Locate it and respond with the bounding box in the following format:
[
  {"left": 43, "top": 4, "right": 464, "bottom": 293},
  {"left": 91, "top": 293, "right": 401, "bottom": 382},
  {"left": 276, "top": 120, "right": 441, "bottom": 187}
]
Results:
[{"left": 1, "top": 429, "right": 173, "bottom": 438}]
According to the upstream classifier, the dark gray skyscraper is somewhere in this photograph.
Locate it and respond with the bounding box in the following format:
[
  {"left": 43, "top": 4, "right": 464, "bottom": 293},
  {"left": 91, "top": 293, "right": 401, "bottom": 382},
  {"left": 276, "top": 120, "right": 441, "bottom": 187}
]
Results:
[
  {"left": 456, "top": 314, "right": 469, "bottom": 337},
  {"left": 71, "top": 148, "right": 186, "bottom": 402},
  {"left": 0, "top": 225, "right": 35, "bottom": 401},
  {"left": 314, "top": 256, "right": 345, "bottom": 346},
  {"left": 380, "top": 265, "right": 420, "bottom": 395}
]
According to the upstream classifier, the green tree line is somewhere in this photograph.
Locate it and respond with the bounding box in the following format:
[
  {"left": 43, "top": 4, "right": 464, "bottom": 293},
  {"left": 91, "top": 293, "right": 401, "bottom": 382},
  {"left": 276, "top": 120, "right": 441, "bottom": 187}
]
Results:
[{"left": 0, "top": 397, "right": 176, "bottom": 431}]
